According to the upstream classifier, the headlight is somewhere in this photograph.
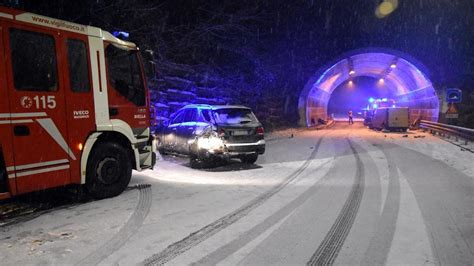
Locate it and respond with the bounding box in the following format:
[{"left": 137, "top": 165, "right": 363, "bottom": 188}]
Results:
[{"left": 197, "top": 134, "right": 224, "bottom": 151}]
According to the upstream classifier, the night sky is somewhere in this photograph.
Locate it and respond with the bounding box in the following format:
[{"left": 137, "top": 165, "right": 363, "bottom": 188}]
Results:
[{"left": 1, "top": 0, "right": 473, "bottom": 127}]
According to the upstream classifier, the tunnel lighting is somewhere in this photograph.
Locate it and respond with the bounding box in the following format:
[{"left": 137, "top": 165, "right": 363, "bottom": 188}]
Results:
[
  {"left": 302, "top": 51, "right": 440, "bottom": 128},
  {"left": 376, "top": 0, "right": 399, "bottom": 18},
  {"left": 349, "top": 70, "right": 355, "bottom": 75}
]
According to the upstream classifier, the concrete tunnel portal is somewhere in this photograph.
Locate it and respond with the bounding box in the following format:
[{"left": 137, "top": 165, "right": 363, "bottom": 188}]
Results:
[{"left": 298, "top": 48, "right": 440, "bottom": 127}]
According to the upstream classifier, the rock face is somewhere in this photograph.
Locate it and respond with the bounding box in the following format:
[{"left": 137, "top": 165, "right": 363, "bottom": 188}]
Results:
[
  {"left": 149, "top": 62, "right": 288, "bottom": 130},
  {"left": 149, "top": 81, "right": 288, "bottom": 131},
  {"left": 149, "top": 65, "right": 232, "bottom": 129}
]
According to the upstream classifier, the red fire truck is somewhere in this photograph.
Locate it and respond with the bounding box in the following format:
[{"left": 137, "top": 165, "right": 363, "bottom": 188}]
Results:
[{"left": 0, "top": 7, "right": 156, "bottom": 200}]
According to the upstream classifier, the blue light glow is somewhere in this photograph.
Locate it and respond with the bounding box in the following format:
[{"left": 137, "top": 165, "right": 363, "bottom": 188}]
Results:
[
  {"left": 368, "top": 97, "right": 375, "bottom": 103},
  {"left": 382, "top": 98, "right": 388, "bottom": 102},
  {"left": 112, "top": 31, "right": 130, "bottom": 39},
  {"left": 373, "top": 104, "right": 378, "bottom": 109}
]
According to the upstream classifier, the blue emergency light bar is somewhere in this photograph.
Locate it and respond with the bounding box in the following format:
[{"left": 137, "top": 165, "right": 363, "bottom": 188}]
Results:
[{"left": 112, "top": 31, "right": 130, "bottom": 40}]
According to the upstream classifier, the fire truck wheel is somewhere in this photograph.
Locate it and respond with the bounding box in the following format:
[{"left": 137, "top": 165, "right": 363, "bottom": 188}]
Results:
[{"left": 85, "top": 142, "right": 132, "bottom": 199}]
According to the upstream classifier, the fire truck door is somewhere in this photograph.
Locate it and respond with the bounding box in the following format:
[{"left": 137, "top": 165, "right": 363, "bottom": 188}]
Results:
[
  {"left": 60, "top": 33, "right": 95, "bottom": 185},
  {"left": 3, "top": 24, "right": 72, "bottom": 194}
]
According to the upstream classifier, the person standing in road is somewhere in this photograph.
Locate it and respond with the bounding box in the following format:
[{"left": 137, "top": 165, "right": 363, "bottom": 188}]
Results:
[{"left": 348, "top": 110, "right": 353, "bottom": 125}]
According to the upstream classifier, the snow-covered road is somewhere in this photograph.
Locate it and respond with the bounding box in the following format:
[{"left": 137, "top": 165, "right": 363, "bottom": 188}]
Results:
[{"left": 1, "top": 123, "right": 473, "bottom": 265}]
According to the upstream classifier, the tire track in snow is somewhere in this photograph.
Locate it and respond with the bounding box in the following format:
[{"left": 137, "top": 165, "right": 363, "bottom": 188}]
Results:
[
  {"left": 143, "top": 137, "right": 325, "bottom": 265},
  {"left": 360, "top": 140, "right": 400, "bottom": 265},
  {"left": 307, "top": 139, "right": 365, "bottom": 265},
  {"left": 77, "top": 184, "right": 152, "bottom": 265}
]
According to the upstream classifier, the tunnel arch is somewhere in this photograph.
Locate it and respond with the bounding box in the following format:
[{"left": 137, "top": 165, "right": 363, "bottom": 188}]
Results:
[{"left": 298, "top": 48, "right": 439, "bottom": 127}]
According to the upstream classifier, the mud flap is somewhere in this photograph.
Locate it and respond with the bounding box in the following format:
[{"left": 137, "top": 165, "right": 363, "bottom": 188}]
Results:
[
  {"left": 152, "top": 152, "right": 156, "bottom": 169},
  {"left": 0, "top": 151, "right": 7, "bottom": 193}
]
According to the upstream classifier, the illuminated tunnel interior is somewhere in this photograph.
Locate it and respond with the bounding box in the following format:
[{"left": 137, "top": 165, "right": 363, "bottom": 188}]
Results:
[{"left": 298, "top": 49, "right": 440, "bottom": 126}]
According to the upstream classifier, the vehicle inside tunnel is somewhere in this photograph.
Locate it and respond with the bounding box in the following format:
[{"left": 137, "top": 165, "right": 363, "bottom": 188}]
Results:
[
  {"left": 299, "top": 49, "right": 440, "bottom": 127},
  {"left": 327, "top": 76, "right": 392, "bottom": 121}
]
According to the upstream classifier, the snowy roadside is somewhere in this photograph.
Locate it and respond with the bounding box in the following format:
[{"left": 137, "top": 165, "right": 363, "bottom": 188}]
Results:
[{"left": 357, "top": 128, "right": 474, "bottom": 178}]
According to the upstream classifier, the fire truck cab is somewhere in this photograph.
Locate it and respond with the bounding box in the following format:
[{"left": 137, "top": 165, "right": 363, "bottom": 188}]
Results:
[{"left": 0, "top": 7, "right": 156, "bottom": 200}]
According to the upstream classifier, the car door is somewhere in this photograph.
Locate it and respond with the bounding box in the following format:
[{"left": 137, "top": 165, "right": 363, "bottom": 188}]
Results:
[
  {"left": 164, "top": 110, "right": 184, "bottom": 151},
  {"left": 178, "top": 108, "right": 197, "bottom": 154},
  {"left": 3, "top": 23, "right": 72, "bottom": 194}
]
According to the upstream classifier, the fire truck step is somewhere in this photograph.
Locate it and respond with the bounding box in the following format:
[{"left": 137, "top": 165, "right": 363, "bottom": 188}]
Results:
[
  {"left": 138, "top": 150, "right": 153, "bottom": 169},
  {"left": 0, "top": 192, "right": 11, "bottom": 200}
]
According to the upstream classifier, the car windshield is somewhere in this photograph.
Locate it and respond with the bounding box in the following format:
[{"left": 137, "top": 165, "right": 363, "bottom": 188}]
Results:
[{"left": 212, "top": 108, "right": 258, "bottom": 125}]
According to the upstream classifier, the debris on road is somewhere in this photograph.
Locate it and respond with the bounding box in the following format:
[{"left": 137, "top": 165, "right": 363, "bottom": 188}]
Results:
[{"left": 414, "top": 135, "right": 426, "bottom": 138}]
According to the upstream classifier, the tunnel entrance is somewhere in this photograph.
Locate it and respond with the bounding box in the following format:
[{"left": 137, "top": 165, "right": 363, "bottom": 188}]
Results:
[{"left": 298, "top": 49, "right": 439, "bottom": 127}]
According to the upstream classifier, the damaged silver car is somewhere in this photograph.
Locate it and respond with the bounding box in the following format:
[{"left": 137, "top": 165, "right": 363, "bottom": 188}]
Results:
[{"left": 155, "top": 104, "right": 265, "bottom": 168}]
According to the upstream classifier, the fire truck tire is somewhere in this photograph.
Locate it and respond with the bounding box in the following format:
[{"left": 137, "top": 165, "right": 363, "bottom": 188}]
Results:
[{"left": 85, "top": 142, "right": 132, "bottom": 199}]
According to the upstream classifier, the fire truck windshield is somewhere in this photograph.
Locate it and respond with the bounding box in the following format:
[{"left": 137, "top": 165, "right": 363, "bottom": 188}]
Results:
[{"left": 106, "top": 44, "right": 146, "bottom": 106}]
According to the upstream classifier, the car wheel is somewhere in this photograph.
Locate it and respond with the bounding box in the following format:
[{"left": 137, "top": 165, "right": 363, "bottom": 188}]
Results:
[
  {"left": 85, "top": 142, "right": 132, "bottom": 199},
  {"left": 240, "top": 153, "right": 258, "bottom": 164},
  {"left": 189, "top": 154, "right": 202, "bottom": 169},
  {"left": 156, "top": 137, "right": 167, "bottom": 155},
  {"left": 190, "top": 153, "right": 214, "bottom": 169}
]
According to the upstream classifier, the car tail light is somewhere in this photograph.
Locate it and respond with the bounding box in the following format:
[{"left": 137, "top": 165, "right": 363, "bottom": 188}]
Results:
[
  {"left": 256, "top": 126, "right": 264, "bottom": 135},
  {"left": 219, "top": 128, "right": 226, "bottom": 137}
]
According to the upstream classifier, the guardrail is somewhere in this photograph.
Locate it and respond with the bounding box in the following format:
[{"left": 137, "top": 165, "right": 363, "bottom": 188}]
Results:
[{"left": 419, "top": 120, "right": 474, "bottom": 143}]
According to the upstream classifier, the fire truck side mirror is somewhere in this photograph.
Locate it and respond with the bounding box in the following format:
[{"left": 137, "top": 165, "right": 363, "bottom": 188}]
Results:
[
  {"left": 145, "top": 60, "right": 156, "bottom": 80},
  {"left": 143, "top": 49, "right": 156, "bottom": 80}
]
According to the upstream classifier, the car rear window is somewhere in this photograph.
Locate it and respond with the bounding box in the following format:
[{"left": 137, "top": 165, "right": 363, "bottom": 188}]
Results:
[{"left": 212, "top": 108, "right": 258, "bottom": 125}]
